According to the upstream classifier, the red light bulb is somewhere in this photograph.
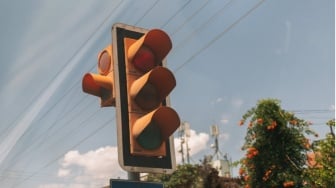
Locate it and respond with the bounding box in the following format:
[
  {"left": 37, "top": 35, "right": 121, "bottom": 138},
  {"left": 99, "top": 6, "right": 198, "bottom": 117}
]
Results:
[{"left": 132, "top": 46, "right": 156, "bottom": 73}]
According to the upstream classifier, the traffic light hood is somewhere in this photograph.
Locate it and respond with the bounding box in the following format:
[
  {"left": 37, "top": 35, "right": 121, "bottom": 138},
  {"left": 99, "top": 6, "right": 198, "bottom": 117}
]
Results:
[
  {"left": 130, "top": 66, "right": 176, "bottom": 111},
  {"left": 82, "top": 73, "right": 112, "bottom": 97},
  {"left": 128, "top": 29, "right": 172, "bottom": 63}
]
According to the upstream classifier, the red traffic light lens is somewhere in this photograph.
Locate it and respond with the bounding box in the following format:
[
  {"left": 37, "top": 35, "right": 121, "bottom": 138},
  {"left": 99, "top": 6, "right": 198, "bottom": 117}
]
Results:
[{"left": 132, "top": 46, "right": 157, "bottom": 73}]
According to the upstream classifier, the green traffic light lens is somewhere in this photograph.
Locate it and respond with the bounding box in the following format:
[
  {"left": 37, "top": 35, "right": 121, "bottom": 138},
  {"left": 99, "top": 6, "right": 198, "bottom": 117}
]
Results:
[{"left": 136, "top": 121, "right": 162, "bottom": 150}]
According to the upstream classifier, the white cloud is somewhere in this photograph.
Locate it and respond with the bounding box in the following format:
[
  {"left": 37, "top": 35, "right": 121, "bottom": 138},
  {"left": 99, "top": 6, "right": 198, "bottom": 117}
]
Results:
[
  {"left": 219, "top": 132, "right": 230, "bottom": 141},
  {"left": 40, "top": 146, "right": 125, "bottom": 188},
  {"left": 220, "top": 118, "right": 229, "bottom": 125},
  {"left": 40, "top": 130, "right": 209, "bottom": 188},
  {"left": 174, "top": 129, "right": 210, "bottom": 163},
  {"left": 215, "top": 97, "right": 223, "bottom": 103},
  {"left": 210, "top": 96, "right": 226, "bottom": 105},
  {"left": 231, "top": 98, "right": 244, "bottom": 109},
  {"left": 57, "top": 169, "right": 70, "bottom": 177},
  {"left": 60, "top": 146, "right": 125, "bottom": 179}
]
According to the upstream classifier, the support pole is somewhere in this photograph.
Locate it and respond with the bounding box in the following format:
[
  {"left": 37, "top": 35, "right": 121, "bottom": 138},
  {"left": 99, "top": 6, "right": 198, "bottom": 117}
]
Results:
[{"left": 127, "top": 172, "right": 140, "bottom": 181}]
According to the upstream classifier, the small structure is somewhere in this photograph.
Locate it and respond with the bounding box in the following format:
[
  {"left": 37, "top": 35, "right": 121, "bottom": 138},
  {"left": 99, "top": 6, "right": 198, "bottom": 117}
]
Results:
[{"left": 209, "top": 125, "right": 232, "bottom": 177}]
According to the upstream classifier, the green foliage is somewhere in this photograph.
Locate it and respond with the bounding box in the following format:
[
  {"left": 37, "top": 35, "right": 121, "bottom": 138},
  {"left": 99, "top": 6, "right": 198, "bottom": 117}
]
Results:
[
  {"left": 306, "top": 119, "right": 335, "bottom": 187},
  {"left": 146, "top": 163, "right": 242, "bottom": 188},
  {"left": 146, "top": 164, "right": 201, "bottom": 188},
  {"left": 238, "top": 99, "right": 316, "bottom": 187}
]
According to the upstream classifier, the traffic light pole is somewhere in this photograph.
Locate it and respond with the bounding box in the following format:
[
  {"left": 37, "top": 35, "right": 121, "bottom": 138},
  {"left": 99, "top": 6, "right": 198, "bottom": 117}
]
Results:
[{"left": 127, "top": 171, "right": 140, "bottom": 181}]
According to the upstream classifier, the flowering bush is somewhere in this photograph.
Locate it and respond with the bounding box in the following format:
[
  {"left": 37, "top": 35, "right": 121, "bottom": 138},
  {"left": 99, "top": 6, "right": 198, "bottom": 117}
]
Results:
[{"left": 238, "top": 99, "right": 316, "bottom": 187}]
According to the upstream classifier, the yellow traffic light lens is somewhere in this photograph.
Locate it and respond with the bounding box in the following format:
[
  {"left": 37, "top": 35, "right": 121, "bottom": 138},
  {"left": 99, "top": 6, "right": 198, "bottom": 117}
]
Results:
[
  {"left": 136, "top": 120, "right": 162, "bottom": 150},
  {"left": 134, "top": 83, "right": 160, "bottom": 110},
  {"left": 132, "top": 46, "right": 157, "bottom": 73},
  {"left": 98, "top": 51, "right": 111, "bottom": 75}
]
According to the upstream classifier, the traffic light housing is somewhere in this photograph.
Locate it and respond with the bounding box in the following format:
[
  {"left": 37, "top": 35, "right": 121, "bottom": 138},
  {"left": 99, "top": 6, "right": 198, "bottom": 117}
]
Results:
[
  {"left": 82, "top": 45, "right": 115, "bottom": 107},
  {"left": 112, "top": 23, "right": 180, "bottom": 173}
]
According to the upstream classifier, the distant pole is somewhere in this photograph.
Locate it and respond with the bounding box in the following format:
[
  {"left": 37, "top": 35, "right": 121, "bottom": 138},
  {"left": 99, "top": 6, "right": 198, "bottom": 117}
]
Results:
[
  {"left": 178, "top": 125, "right": 185, "bottom": 164},
  {"left": 210, "top": 125, "right": 220, "bottom": 159},
  {"left": 179, "top": 122, "right": 191, "bottom": 164},
  {"left": 127, "top": 172, "right": 140, "bottom": 181},
  {"left": 184, "top": 123, "right": 191, "bottom": 164}
]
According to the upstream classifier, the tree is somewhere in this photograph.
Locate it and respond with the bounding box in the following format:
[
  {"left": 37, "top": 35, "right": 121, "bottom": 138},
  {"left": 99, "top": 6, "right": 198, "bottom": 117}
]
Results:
[
  {"left": 306, "top": 119, "right": 335, "bottom": 187},
  {"left": 146, "top": 164, "right": 201, "bottom": 188},
  {"left": 146, "top": 162, "right": 242, "bottom": 188},
  {"left": 238, "top": 99, "right": 316, "bottom": 187}
]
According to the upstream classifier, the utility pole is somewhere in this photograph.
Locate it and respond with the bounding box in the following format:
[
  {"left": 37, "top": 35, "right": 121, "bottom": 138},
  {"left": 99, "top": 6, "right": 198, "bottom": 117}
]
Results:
[
  {"left": 179, "top": 122, "right": 191, "bottom": 164},
  {"left": 178, "top": 126, "right": 185, "bottom": 164},
  {"left": 210, "top": 125, "right": 220, "bottom": 159},
  {"left": 209, "top": 125, "right": 232, "bottom": 177}
]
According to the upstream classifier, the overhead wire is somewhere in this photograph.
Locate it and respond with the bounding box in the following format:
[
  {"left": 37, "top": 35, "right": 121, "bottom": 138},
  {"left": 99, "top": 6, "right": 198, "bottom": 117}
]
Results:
[
  {"left": 160, "top": 0, "right": 192, "bottom": 29},
  {"left": 174, "top": 0, "right": 266, "bottom": 72},
  {"left": 15, "top": 1, "right": 188, "bottom": 163},
  {"left": 134, "top": 0, "right": 160, "bottom": 26},
  {"left": 11, "top": 116, "right": 114, "bottom": 188},
  {"left": 173, "top": 0, "right": 235, "bottom": 51},
  {"left": 0, "top": 0, "right": 124, "bottom": 185},
  {"left": 4, "top": 0, "right": 171, "bottom": 186},
  {"left": 169, "top": 0, "right": 212, "bottom": 36},
  {"left": 4, "top": 0, "right": 268, "bottom": 186},
  {"left": 7, "top": 96, "right": 94, "bottom": 168}
]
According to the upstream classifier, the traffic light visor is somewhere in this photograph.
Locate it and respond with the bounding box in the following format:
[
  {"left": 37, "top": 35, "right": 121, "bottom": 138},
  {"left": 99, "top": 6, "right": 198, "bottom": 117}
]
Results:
[
  {"left": 132, "top": 106, "right": 180, "bottom": 150},
  {"left": 130, "top": 66, "right": 176, "bottom": 110},
  {"left": 128, "top": 29, "right": 172, "bottom": 65},
  {"left": 82, "top": 73, "right": 112, "bottom": 97}
]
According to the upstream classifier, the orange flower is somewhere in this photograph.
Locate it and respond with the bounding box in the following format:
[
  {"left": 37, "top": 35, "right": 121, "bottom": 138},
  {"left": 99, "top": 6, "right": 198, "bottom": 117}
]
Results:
[
  {"left": 248, "top": 122, "right": 253, "bottom": 128},
  {"left": 262, "top": 169, "right": 272, "bottom": 181},
  {"left": 239, "top": 120, "right": 244, "bottom": 126},
  {"left": 257, "top": 118, "right": 263, "bottom": 124},
  {"left": 267, "top": 121, "right": 277, "bottom": 130},
  {"left": 283, "top": 181, "right": 295, "bottom": 187},
  {"left": 239, "top": 168, "right": 245, "bottom": 176},
  {"left": 244, "top": 185, "right": 250, "bottom": 188},
  {"left": 290, "top": 120, "right": 297, "bottom": 125},
  {"left": 246, "top": 147, "right": 259, "bottom": 158},
  {"left": 303, "top": 139, "right": 310, "bottom": 149},
  {"left": 244, "top": 175, "right": 250, "bottom": 181}
]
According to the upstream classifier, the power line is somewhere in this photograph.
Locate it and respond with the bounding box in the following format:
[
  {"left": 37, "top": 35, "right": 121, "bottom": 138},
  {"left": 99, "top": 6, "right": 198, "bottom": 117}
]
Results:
[
  {"left": 291, "top": 109, "right": 335, "bottom": 114},
  {"left": 173, "top": 0, "right": 235, "bottom": 51},
  {"left": 160, "top": 0, "right": 192, "bottom": 29},
  {"left": 2, "top": 0, "right": 267, "bottom": 186},
  {"left": 169, "top": 0, "right": 212, "bottom": 36},
  {"left": 134, "top": 0, "right": 160, "bottom": 26},
  {"left": 174, "top": 0, "right": 265, "bottom": 72},
  {"left": 0, "top": 1, "right": 124, "bottom": 185},
  {"left": 3, "top": 0, "right": 168, "bottom": 186},
  {"left": 11, "top": 117, "right": 113, "bottom": 188}
]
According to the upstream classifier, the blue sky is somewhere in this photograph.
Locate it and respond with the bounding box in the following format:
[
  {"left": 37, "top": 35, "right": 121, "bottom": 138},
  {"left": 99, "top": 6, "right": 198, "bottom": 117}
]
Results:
[{"left": 0, "top": 0, "right": 334, "bottom": 187}]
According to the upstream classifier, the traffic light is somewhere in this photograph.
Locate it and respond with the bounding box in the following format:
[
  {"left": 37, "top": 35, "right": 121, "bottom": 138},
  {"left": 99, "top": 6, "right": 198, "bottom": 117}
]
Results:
[
  {"left": 82, "top": 45, "right": 115, "bottom": 107},
  {"left": 112, "top": 23, "right": 180, "bottom": 173}
]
